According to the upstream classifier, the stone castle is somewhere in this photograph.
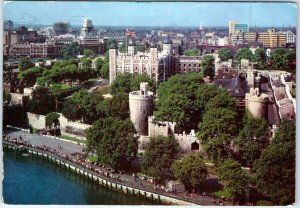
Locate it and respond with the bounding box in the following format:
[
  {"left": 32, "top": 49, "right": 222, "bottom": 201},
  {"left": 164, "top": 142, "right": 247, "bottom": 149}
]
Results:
[
  {"left": 129, "top": 82, "right": 201, "bottom": 154},
  {"left": 109, "top": 38, "right": 203, "bottom": 84}
]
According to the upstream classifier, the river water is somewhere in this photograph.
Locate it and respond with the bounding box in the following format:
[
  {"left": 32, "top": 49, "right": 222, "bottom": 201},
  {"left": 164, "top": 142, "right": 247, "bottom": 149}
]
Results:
[{"left": 3, "top": 148, "right": 159, "bottom": 205}]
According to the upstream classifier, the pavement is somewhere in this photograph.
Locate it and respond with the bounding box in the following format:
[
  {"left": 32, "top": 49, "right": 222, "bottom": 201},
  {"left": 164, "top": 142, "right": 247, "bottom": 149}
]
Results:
[{"left": 5, "top": 129, "right": 83, "bottom": 155}]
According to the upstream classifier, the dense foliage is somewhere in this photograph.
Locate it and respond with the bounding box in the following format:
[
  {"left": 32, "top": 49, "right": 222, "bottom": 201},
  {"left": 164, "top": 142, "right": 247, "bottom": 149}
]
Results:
[
  {"left": 27, "top": 86, "right": 56, "bottom": 115},
  {"left": 110, "top": 73, "right": 156, "bottom": 95},
  {"left": 18, "top": 57, "right": 34, "bottom": 71},
  {"left": 254, "top": 121, "right": 295, "bottom": 205},
  {"left": 236, "top": 48, "right": 254, "bottom": 63},
  {"left": 141, "top": 136, "right": 180, "bottom": 183},
  {"left": 217, "top": 159, "right": 250, "bottom": 202},
  {"left": 184, "top": 49, "right": 199, "bottom": 56},
  {"left": 45, "top": 112, "right": 60, "bottom": 128},
  {"left": 86, "top": 117, "right": 138, "bottom": 170},
  {"left": 201, "top": 55, "right": 215, "bottom": 79},
  {"left": 171, "top": 153, "right": 207, "bottom": 190},
  {"left": 217, "top": 48, "right": 232, "bottom": 61},
  {"left": 154, "top": 73, "right": 204, "bottom": 131},
  {"left": 18, "top": 67, "right": 45, "bottom": 86}
]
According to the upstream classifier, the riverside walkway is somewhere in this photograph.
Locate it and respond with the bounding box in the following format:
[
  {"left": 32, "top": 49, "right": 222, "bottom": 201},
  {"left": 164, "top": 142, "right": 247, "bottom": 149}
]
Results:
[{"left": 3, "top": 129, "right": 232, "bottom": 206}]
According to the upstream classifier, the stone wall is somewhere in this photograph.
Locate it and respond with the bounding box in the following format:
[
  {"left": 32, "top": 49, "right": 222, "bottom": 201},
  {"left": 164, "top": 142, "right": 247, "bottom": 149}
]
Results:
[{"left": 26, "top": 112, "right": 91, "bottom": 139}]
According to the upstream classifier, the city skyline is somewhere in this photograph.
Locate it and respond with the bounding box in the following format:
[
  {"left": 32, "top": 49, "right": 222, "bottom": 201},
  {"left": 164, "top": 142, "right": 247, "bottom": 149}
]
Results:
[{"left": 4, "top": 1, "right": 297, "bottom": 27}]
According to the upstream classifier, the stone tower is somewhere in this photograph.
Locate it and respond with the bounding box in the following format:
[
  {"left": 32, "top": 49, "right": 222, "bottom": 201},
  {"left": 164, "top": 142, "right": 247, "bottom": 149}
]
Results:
[
  {"left": 162, "top": 38, "right": 172, "bottom": 55},
  {"left": 109, "top": 41, "right": 118, "bottom": 85},
  {"left": 245, "top": 87, "right": 269, "bottom": 119},
  {"left": 129, "top": 82, "right": 154, "bottom": 136},
  {"left": 127, "top": 38, "right": 135, "bottom": 56}
]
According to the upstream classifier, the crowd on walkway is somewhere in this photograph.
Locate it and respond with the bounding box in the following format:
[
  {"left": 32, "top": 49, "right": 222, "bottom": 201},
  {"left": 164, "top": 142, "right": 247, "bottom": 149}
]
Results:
[{"left": 3, "top": 133, "right": 233, "bottom": 206}]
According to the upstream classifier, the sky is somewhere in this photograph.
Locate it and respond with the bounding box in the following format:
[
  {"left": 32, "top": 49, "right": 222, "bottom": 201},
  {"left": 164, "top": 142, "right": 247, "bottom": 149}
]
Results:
[{"left": 3, "top": 1, "right": 297, "bottom": 27}]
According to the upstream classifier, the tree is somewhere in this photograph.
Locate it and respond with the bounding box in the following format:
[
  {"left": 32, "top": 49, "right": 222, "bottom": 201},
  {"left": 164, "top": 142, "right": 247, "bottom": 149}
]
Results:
[
  {"left": 86, "top": 117, "right": 138, "bottom": 170},
  {"left": 201, "top": 55, "right": 215, "bottom": 79},
  {"left": 217, "top": 159, "right": 250, "bottom": 202},
  {"left": 61, "top": 99, "right": 83, "bottom": 121},
  {"left": 60, "top": 42, "right": 82, "bottom": 59},
  {"left": 110, "top": 73, "right": 156, "bottom": 95},
  {"left": 100, "top": 62, "right": 109, "bottom": 79},
  {"left": 217, "top": 48, "right": 232, "bottom": 61},
  {"left": 236, "top": 48, "right": 254, "bottom": 63},
  {"left": 27, "top": 86, "right": 56, "bottom": 115},
  {"left": 184, "top": 49, "right": 199, "bottom": 56},
  {"left": 270, "top": 48, "right": 287, "bottom": 69},
  {"left": 254, "top": 121, "right": 295, "bottom": 205},
  {"left": 254, "top": 48, "right": 267, "bottom": 70},
  {"left": 205, "top": 90, "right": 236, "bottom": 111},
  {"left": 286, "top": 49, "right": 296, "bottom": 69},
  {"left": 141, "top": 136, "right": 180, "bottom": 183},
  {"left": 171, "top": 153, "right": 207, "bottom": 190},
  {"left": 83, "top": 49, "right": 95, "bottom": 58},
  {"left": 198, "top": 108, "right": 238, "bottom": 143},
  {"left": 154, "top": 73, "right": 204, "bottom": 131},
  {"left": 237, "top": 112, "right": 270, "bottom": 168},
  {"left": 18, "top": 67, "right": 45, "bottom": 86},
  {"left": 49, "top": 84, "right": 64, "bottom": 111},
  {"left": 95, "top": 57, "right": 105, "bottom": 76},
  {"left": 45, "top": 112, "right": 60, "bottom": 128},
  {"left": 254, "top": 142, "right": 295, "bottom": 205},
  {"left": 18, "top": 57, "right": 34, "bottom": 71},
  {"left": 108, "top": 93, "right": 129, "bottom": 120},
  {"left": 119, "top": 42, "right": 127, "bottom": 53}
]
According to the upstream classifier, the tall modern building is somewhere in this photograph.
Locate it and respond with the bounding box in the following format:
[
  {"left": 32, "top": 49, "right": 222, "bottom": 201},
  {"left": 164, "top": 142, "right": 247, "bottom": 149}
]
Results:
[
  {"left": 229, "top": 21, "right": 236, "bottom": 34},
  {"left": 234, "top": 23, "right": 249, "bottom": 33},
  {"left": 53, "top": 21, "right": 70, "bottom": 36},
  {"left": 229, "top": 21, "right": 249, "bottom": 34},
  {"left": 286, "top": 30, "right": 296, "bottom": 44}
]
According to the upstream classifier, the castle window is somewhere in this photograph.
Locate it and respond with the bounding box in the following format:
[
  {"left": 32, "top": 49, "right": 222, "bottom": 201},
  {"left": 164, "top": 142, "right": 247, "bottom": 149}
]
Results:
[
  {"left": 194, "top": 64, "right": 196, "bottom": 67},
  {"left": 189, "top": 64, "right": 191, "bottom": 67}
]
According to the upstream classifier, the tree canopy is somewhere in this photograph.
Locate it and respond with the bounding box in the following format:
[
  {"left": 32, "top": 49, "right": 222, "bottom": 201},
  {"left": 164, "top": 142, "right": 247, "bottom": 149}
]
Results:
[
  {"left": 85, "top": 117, "right": 138, "bottom": 170},
  {"left": 18, "top": 57, "right": 34, "bottom": 71},
  {"left": 270, "top": 48, "right": 287, "bottom": 69},
  {"left": 217, "top": 159, "right": 250, "bottom": 202},
  {"left": 27, "top": 86, "right": 56, "bottom": 115},
  {"left": 201, "top": 55, "right": 215, "bottom": 79},
  {"left": 236, "top": 112, "right": 270, "bottom": 168},
  {"left": 110, "top": 73, "right": 156, "bottom": 95},
  {"left": 154, "top": 73, "right": 204, "bottom": 131},
  {"left": 83, "top": 49, "right": 95, "bottom": 58},
  {"left": 236, "top": 48, "right": 254, "bottom": 63},
  {"left": 184, "top": 49, "right": 199, "bottom": 56},
  {"left": 217, "top": 48, "right": 232, "bottom": 61},
  {"left": 141, "top": 136, "right": 180, "bottom": 183},
  {"left": 254, "top": 48, "right": 267, "bottom": 70},
  {"left": 18, "top": 67, "right": 45, "bottom": 87},
  {"left": 171, "top": 153, "right": 207, "bottom": 190},
  {"left": 254, "top": 121, "right": 295, "bottom": 205}
]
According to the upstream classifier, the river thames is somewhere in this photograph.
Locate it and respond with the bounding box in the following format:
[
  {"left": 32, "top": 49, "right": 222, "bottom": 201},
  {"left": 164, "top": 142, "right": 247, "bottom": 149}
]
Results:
[{"left": 3, "top": 148, "right": 158, "bottom": 205}]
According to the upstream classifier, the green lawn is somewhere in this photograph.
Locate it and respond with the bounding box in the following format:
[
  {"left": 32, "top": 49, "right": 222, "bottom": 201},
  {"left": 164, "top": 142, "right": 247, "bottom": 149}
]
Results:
[
  {"left": 60, "top": 84, "right": 72, "bottom": 90},
  {"left": 61, "top": 134, "right": 86, "bottom": 144},
  {"left": 213, "top": 188, "right": 232, "bottom": 198},
  {"left": 256, "top": 200, "right": 273, "bottom": 206},
  {"left": 87, "top": 155, "right": 98, "bottom": 162}
]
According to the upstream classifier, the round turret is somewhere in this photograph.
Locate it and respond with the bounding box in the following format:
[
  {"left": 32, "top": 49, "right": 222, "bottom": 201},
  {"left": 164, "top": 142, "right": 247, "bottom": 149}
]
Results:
[{"left": 129, "top": 82, "right": 154, "bottom": 136}]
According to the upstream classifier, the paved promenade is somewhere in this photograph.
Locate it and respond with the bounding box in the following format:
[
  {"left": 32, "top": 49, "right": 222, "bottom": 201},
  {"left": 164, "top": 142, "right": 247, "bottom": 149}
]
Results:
[
  {"left": 4, "top": 129, "right": 232, "bottom": 206},
  {"left": 5, "top": 129, "right": 83, "bottom": 155}
]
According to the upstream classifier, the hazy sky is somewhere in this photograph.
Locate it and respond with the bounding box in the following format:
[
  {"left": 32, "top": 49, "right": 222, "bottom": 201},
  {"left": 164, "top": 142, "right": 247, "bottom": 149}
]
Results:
[{"left": 3, "top": 1, "right": 297, "bottom": 27}]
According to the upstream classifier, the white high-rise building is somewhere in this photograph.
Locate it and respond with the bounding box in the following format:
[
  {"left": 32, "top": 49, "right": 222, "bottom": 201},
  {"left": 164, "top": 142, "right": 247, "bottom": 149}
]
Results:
[{"left": 286, "top": 31, "right": 296, "bottom": 44}]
